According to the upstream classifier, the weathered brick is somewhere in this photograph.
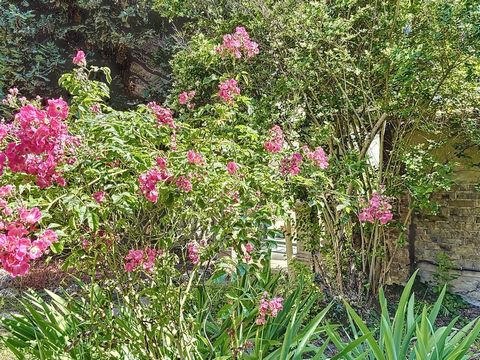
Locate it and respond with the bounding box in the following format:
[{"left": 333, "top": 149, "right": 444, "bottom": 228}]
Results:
[
  {"left": 450, "top": 208, "right": 476, "bottom": 216},
  {"left": 455, "top": 184, "right": 476, "bottom": 191},
  {"left": 456, "top": 192, "right": 480, "bottom": 200},
  {"left": 449, "top": 200, "right": 476, "bottom": 208},
  {"left": 421, "top": 215, "right": 448, "bottom": 222},
  {"left": 459, "top": 222, "right": 480, "bottom": 231},
  {"left": 460, "top": 260, "right": 480, "bottom": 271},
  {"left": 462, "top": 216, "right": 477, "bottom": 224}
]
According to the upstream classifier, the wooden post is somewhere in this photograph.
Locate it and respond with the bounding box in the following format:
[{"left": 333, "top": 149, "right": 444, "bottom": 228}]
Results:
[{"left": 284, "top": 218, "right": 295, "bottom": 281}]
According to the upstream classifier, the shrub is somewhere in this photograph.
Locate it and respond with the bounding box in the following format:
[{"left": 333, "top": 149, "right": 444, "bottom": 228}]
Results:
[{"left": 0, "top": 31, "right": 327, "bottom": 357}]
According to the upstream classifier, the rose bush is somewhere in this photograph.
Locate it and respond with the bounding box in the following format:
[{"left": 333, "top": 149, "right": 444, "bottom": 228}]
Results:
[{"left": 0, "top": 30, "right": 318, "bottom": 357}]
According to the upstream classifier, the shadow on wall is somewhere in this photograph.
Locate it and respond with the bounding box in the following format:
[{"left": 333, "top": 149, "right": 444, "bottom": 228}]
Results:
[
  {"left": 414, "top": 184, "right": 480, "bottom": 305},
  {"left": 394, "top": 132, "right": 480, "bottom": 304}
]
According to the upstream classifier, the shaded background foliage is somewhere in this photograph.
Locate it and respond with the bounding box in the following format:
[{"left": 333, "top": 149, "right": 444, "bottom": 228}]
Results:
[{"left": 0, "top": 0, "right": 176, "bottom": 112}]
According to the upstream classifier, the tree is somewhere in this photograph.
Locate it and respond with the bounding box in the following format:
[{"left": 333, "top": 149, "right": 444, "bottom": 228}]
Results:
[{"left": 159, "top": 0, "right": 480, "bottom": 298}]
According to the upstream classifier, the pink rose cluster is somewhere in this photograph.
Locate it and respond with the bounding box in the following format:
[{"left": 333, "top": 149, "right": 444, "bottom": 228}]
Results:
[
  {"left": 302, "top": 146, "right": 329, "bottom": 169},
  {"left": 218, "top": 79, "right": 241, "bottom": 104},
  {"left": 0, "top": 187, "right": 58, "bottom": 276},
  {"left": 0, "top": 99, "right": 79, "bottom": 188},
  {"left": 147, "top": 102, "right": 175, "bottom": 129},
  {"left": 178, "top": 90, "right": 196, "bottom": 109},
  {"left": 359, "top": 191, "right": 393, "bottom": 225},
  {"left": 92, "top": 191, "right": 106, "bottom": 204},
  {"left": 276, "top": 143, "right": 330, "bottom": 176},
  {"left": 124, "top": 248, "right": 159, "bottom": 272},
  {"left": 89, "top": 104, "right": 101, "bottom": 114},
  {"left": 138, "top": 165, "right": 171, "bottom": 203},
  {"left": 280, "top": 153, "right": 303, "bottom": 176},
  {"left": 187, "top": 241, "right": 200, "bottom": 265},
  {"left": 256, "top": 292, "right": 284, "bottom": 325},
  {"left": 216, "top": 26, "right": 259, "bottom": 59},
  {"left": 264, "top": 125, "right": 284, "bottom": 153},
  {"left": 139, "top": 154, "right": 197, "bottom": 202},
  {"left": 72, "top": 50, "right": 86, "bottom": 67},
  {"left": 226, "top": 161, "right": 239, "bottom": 175},
  {"left": 243, "top": 242, "right": 254, "bottom": 262},
  {"left": 0, "top": 123, "right": 10, "bottom": 143},
  {"left": 1, "top": 87, "right": 20, "bottom": 108},
  {"left": 187, "top": 150, "right": 204, "bottom": 166},
  {"left": 175, "top": 175, "right": 193, "bottom": 193}
]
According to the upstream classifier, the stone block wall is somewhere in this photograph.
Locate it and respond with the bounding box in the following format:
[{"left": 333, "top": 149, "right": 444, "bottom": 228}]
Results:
[{"left": 414, "top": 184, "right": 480, "bottom": 304}]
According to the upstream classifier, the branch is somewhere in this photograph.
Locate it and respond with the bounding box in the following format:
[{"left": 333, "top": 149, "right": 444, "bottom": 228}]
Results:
[{"left": 359, "top": 113, "right": 387, "bottom": 160}]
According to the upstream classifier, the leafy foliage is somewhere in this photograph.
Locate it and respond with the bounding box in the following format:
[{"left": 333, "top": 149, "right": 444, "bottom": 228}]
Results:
[
  {"left": 325, "top": 272, "right": 480, "bottom": 359},
  {"left": 0, "top": 256, "right": 330, "bottom": 359},
  {"left": 195, "top": 259, "right": 331, "bottom": 359},
  {"left": 433, "top": 251, "right": 459, "bottom": 294},
  {"left": 0, "top": 2, "right": 64, "bottom": 98},
  {"left": 159, "top": 0, "right": 480, "bottom": 297}
]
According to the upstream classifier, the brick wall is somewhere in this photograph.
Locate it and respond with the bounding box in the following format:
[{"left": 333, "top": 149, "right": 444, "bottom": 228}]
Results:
[{"left": 414, "top": 184, "right": 480, "bottom": 305}]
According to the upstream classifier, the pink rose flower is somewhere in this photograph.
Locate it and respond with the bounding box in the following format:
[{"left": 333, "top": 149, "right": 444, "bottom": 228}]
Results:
[
  {"left": 216, "top": 27, "right": 259, "bottom": 59},
  {"left": 303, "top": 146, "right": 329, "bottom": 169},
  {"left": 218, "top": 79, "right": 240, "bottom": 104},
  {"left": 147, "top": 102, "right": 175, "bottom": 128},
  {"left": 187, "top": 150, "right": 204, "bottom": 165},
  {"left": 280, "top": 153, "right": 303, "bottom": 176},
  {"left": 176, "top": 176, "right": 192, "bottom": 193},
  {"left": 178, "top": 90, "right": 195, "bottom": 106},
  {"left": 92, "top": 191, "right": 106, "bottom": 204},
  {"left": 46, "top": 98, "right": 69, "bottom": 120},
  {"left": 359, "top": 192, "right": 393, "bottom": 225},
  {"left": 124, "top": 248, "right": 160, "bottom": 272},
  {"left": 264, "top": 125, "right": 284, "bottom": 153},
  {"left": 19, "top": 207, "right": 42, "bottom": 225},
  {"left": 187, "top": 241, "right": 200, "bottom": 265},
  {"left": 156, "top": 157, "right": 167, "bottom": 170},
  {"left": 256, "top": 292, "right": 284, "bottom": 325},
  {"left": 226, "top": 161, "right": 239, "bottom": 175},
  {"left": 72, "top": 50, "right": 86, "bottom": 66}
]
